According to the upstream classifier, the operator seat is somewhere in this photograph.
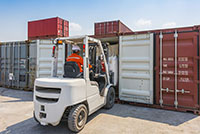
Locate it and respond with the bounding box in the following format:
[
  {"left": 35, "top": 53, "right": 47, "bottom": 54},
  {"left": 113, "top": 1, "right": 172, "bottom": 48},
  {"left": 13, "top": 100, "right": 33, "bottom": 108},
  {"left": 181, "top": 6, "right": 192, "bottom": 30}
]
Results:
[{"left": 63, "top": 61, "right": 82, "bottom": 78}]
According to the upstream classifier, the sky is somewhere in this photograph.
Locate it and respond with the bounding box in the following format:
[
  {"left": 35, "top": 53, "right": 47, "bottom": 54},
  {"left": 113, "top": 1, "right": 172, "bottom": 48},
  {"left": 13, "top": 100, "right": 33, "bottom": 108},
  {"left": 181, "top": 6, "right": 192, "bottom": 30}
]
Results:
[{"left": 0, "top": 0, "right": 200, "bottom": 41}]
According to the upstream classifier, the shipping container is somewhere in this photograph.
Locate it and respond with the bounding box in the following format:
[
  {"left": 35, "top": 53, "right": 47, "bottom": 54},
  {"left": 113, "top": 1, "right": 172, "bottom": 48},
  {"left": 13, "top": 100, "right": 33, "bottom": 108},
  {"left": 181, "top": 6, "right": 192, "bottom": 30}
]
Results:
[
  {"left": 155, "top": 29, "right": 200, "bottom": 110},
  {"left": 119, "top": 33, "right": 154, "bottom": 104},
  {"left": 0, "top": 41, "right": 29, "bottom": 88},
  {"left": 28, "top": 17, "right": 69, "bottom": 40},
  {"left": 117, "top": 25, "right": 200, "bottom": 112},
  {"left": 94, "top": 20, "right": 132, "bottom": 36},
  {"left": 0, "top": 39, "right": 65, "bottom": 89},
  {"left": 29, "top": 39, "right": 65, "bottom": 89}
]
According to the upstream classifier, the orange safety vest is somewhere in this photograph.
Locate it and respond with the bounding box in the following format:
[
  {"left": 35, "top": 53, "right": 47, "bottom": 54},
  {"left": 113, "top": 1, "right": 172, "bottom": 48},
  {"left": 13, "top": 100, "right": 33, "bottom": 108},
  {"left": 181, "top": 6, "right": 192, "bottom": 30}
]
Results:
[
  {"left": 66, "top": 53, "right": 84, "bottom": 72},
  {"left": 66, "top": 53, "right": 92, "bottom": 72}
]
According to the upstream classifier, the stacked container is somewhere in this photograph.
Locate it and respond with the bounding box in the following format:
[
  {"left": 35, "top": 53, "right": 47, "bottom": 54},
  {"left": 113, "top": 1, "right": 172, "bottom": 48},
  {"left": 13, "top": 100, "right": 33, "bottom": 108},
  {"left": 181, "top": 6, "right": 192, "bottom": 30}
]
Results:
[
  {"left": 28, "top": 17, "right": 69, "bottom": 40},
  {"left": 94, "top": 20, "right": 132, "bottom": 36}
]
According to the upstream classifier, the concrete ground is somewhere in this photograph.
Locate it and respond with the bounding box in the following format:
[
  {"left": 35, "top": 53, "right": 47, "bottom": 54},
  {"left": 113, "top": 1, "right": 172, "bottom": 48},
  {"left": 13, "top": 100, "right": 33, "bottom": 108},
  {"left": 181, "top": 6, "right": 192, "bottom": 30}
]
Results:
[{"left": 0, "top": 87, "right": 200, "bottom": 134}]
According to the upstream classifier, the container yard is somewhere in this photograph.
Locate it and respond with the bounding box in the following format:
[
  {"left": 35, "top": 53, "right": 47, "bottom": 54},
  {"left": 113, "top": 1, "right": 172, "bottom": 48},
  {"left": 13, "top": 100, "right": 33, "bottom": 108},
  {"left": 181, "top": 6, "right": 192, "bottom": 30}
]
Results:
[{"left": 1, "top": 0, "right": 200, "bottom": 134}]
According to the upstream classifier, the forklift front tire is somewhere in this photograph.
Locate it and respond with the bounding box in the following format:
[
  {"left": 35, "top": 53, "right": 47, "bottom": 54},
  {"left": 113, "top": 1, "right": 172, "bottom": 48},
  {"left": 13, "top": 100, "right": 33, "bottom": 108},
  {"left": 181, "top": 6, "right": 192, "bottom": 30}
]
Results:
[
  {"left": 68, "top": 104, "right": 88, "bottom": 132},
  {"left": 104, "top": 87, "right": 115, "bottom": 109}
]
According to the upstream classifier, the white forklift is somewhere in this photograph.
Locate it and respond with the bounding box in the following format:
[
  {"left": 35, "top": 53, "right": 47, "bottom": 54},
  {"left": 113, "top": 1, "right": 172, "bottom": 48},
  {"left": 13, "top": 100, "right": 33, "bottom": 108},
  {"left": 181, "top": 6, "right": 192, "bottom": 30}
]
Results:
[{"left": 33, "top": 36, "right": 115, "bottom": 132}]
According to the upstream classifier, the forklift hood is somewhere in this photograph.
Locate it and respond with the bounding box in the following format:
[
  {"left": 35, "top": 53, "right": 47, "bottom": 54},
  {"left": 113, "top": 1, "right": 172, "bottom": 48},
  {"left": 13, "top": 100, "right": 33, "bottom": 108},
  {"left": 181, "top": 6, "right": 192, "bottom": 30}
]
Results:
[
  {"left": 33, "top": 77, "right": 87, "bottom": 126},
  {"left": 35, "top": 77, "right": 85, "bottom": 88}
]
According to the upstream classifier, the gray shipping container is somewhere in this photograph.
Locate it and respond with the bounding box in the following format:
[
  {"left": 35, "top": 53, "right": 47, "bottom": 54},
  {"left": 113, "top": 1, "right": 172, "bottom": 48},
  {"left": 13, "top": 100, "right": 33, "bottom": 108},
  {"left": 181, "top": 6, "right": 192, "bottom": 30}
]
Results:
[
  {"left": 0, "top": 42, "right": 29, "bottom": 89},
  {"left": 0, "top": 39, "right": 65, "bottom": 90}
]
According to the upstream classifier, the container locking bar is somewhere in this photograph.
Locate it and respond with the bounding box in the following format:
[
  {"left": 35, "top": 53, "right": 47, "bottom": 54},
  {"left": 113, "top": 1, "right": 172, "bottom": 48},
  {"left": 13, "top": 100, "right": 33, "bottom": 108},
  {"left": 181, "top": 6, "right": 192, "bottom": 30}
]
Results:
[
  {"left": 174, "top": 30, "right": 178, "bottom": 109},
  {"left": 159, "top": 32, "right": 164, "bottom": 106}
]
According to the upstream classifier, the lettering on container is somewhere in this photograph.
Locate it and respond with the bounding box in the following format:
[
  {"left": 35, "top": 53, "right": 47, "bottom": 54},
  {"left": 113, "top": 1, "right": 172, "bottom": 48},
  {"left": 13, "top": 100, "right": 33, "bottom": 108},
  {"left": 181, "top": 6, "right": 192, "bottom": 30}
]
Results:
[
  {"left": 178, "top": 70, "right": 189, "bottom": 76},
  {"left": 163, "top": 70, "right": 174, "bottom": 74},
  {"left": 163, "top": 70, "right": 167, "bottom": 74},
  {"left": 168, "top": 71, "right": 174, "bottom": 74},
  {"left": 162, "top": 70, "right": 189, "bottom": 76},
  {"left": 178, "top": 57, "right": 188, "bottom": 62},
  {"left": 163, "top": 77, "right": 170, "bottom": 81},
  {"left": 163, "top": 64, "right": 168, "bottom": 67},
  {"left": 179, "top": 64, "right": 189, "bottom": 68},
  {"left": 179, "top": 77, "right": 190, "bottom": 82},
  {"left": 163, "top": 57, "right": 174, "bottom": 61}
]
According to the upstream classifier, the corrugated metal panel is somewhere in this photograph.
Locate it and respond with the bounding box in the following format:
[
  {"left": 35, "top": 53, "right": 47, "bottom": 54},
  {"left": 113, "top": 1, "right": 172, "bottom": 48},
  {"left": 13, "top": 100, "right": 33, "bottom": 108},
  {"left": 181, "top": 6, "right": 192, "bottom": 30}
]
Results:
[
  {"left": 0, "top": 44, "right": 8, "bottom": 86},
  {"left": 13, "top": 42, "right": 29, "bottom": 88},
  {"left": 29, "top": 41, "right": 37, "bottom": 89},
  {"left": 28, "top": 17, "right": 69, "bottom": 40},
  {"left": 119, "top": 33, "right": 154, "bottom": 104},
  {"left": 29, "top": 39, "right": 65, "bottom": 89},
  {"left": 37, "top": 39, "right": 64, "bottom": 77},
  {"left": 156, "top": 30, "right": 200, "bottom": 110},
  {"left": 0, "top": 42, "right": 29, "bottom": 88}
]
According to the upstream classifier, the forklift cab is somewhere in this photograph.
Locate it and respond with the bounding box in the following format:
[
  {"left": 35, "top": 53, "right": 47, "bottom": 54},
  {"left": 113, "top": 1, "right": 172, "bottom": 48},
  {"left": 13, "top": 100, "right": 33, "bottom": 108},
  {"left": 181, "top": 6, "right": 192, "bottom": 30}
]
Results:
[{"left": 55, "top": 36, "right": 110, "bottom": 94}]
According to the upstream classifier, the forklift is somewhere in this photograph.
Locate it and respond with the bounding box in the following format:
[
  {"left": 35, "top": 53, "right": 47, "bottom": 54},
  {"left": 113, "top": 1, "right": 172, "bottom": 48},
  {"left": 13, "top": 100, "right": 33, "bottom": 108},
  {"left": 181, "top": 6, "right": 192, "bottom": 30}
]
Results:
[{"left": 33, "top": 36, "right": 115, "bottom": 132}]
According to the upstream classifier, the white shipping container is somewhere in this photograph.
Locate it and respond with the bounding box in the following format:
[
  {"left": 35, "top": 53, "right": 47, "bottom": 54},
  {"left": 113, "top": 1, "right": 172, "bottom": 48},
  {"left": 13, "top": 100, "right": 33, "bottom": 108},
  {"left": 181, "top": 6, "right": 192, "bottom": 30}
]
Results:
[
  {"left": 119, "top": 33, "right": 154, "bottom": 104},
  {"left": 29, "top": 39, "right": 65, "bottom": 89}
]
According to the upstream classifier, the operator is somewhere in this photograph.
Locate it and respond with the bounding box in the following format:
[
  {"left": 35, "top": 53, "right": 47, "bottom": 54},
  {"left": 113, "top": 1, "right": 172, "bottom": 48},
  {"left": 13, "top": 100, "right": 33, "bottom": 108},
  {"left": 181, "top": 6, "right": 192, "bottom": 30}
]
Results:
[{"left": 66, "top": 45, "right": 92, "bottom": 72}]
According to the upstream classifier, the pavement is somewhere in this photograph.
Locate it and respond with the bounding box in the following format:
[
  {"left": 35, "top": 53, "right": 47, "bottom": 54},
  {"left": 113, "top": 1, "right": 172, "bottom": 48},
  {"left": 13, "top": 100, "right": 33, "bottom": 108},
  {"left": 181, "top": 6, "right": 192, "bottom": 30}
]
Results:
[{"left": 0, "top": 87, "right": 200, "bottom": 134}]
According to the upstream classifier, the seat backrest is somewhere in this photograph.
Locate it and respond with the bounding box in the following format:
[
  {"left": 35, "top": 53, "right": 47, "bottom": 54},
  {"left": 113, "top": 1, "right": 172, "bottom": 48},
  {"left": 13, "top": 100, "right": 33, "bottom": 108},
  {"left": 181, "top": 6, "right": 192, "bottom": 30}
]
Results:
[{"left": 63, "top": 61, "right": 82, "bottom": 78}]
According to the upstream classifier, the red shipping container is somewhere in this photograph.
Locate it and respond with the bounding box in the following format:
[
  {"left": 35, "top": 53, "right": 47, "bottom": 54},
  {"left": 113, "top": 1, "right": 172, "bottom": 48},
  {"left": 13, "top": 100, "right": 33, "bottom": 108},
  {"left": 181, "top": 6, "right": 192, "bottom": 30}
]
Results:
[
  {"left": 155, "top": 27, "right": 200, "bottom": 111},
  {"left": 28, "top": 17, "right": 69, "bottom": 40},
  {"left": 94, "top": 20, "right": 132, "bottom": 36}
]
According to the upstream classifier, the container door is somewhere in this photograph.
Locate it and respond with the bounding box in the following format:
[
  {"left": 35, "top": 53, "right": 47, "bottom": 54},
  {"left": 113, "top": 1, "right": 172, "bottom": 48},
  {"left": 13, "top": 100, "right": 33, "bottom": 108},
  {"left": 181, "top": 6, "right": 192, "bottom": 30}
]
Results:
[
  {"left": 119, "top": 33, "right": 154, "bottom": 104},
  {"left": 29, "top": 41, "right": 37, "bottom": 89},
  {"left": 5, "top": 43, "right": 12, "bottom": 87},
  {"left": 36, "top": 39, "right": 65, "bottom": 78},
  {"left": 156, "top": 31, "right": 199, "bottom": 109},
  {"left": 19, "top": 43, "right": 29, "bottom": 88}
]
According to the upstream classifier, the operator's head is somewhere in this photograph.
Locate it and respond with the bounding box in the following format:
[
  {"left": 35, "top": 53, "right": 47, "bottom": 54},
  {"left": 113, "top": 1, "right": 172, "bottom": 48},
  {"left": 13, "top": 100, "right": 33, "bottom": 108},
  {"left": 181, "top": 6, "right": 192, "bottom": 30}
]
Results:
[{"left": 72, "top": 45, "right": 81, "bottom": 54}]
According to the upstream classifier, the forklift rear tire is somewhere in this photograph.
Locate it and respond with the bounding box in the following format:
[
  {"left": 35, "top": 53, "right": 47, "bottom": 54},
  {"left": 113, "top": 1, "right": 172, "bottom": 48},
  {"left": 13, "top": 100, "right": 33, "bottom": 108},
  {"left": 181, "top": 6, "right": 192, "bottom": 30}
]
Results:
[
  {"left": 104, "top": 87, "right": 115, "bottom": 109},
  {"left": 68, "top": 104, "right": 88, "bottom": 132}
]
